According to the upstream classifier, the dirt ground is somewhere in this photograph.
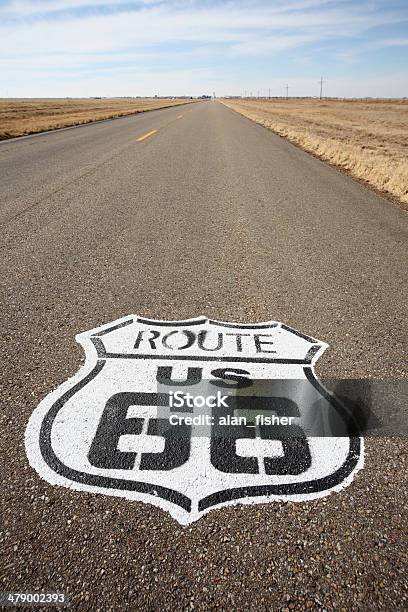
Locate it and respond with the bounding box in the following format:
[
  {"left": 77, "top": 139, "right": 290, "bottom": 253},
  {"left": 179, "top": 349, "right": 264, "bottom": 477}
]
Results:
[{"left": 0, "top": 98, "right": 195, "bottom": 140}]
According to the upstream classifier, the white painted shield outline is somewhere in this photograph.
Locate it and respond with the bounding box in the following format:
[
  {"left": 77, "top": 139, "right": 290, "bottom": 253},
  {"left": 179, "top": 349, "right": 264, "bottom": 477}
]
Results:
[{"left": 25, "top": 316, "right": 364, "bottom": 524}]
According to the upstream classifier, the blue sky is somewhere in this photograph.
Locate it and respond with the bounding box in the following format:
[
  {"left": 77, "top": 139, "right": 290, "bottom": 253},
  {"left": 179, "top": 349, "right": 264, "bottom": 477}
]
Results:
[{"left": 0, "top": 0, "right": 407, "bottom": 97}]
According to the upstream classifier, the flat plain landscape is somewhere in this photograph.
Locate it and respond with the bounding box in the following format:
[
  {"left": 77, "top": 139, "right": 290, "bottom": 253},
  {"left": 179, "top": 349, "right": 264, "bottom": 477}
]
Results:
[
  {"left": 221, "top": 98, "right": 408, "bottom": 208},
  {"left": 0, "top": 97, "right": 194, "bottom": 140}
]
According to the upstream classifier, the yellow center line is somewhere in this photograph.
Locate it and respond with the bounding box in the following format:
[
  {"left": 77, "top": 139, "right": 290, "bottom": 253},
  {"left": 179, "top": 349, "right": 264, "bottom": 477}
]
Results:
[{"left": 137, "top": 129, "right": 158, "bottom": 142}]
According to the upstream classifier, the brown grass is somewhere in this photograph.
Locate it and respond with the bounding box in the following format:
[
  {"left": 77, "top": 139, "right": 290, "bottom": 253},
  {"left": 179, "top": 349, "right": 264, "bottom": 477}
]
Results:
[
  {"left": 0, "top": 97, "right": 195, "bottom": 140},
  {"left": 221, "top": 98, "right": 408, "bottom": 209}
]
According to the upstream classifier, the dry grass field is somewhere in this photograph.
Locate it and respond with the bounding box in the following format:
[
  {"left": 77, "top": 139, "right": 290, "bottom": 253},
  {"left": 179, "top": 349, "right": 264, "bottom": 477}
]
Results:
[
  {"left": 221, "top": 98, "right": 408, "bottom": 208},
  {"left": 0, "top": 97, "right": 195, "bottom": 140}
]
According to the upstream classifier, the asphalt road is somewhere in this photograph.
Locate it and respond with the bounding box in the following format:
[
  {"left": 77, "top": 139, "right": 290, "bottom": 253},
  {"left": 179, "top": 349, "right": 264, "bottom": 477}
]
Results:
[{"left": 0, "top": 100, "right": 407, "bottom": 610}]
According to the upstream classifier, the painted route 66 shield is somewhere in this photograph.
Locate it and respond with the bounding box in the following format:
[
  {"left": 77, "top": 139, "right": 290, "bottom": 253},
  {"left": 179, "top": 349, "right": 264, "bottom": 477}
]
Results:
[{"left": 25, "top": 316, "right": 364, "bottom": 524}]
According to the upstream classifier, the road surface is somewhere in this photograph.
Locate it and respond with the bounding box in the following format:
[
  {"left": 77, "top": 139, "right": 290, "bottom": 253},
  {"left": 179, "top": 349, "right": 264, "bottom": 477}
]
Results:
[{"left": 1, "top": 101, "right": 407, "bottom": 610}]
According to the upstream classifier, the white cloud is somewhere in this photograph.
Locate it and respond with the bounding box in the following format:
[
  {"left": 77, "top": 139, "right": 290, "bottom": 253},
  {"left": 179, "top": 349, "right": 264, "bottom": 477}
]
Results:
[
  {"left": 0, "top": 1, "right": 407, "bottom": 96},
  {"left": 0, "top": 0, "right": 158, "bottom": 17},
  {"left": 0, "top": 2, "right": 402, "bottom": 56}
]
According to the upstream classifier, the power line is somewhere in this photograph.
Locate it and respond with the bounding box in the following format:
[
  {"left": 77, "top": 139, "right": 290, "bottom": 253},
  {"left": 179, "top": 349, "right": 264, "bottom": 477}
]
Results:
[{"left": 319, "top": 76, "right": 324, "bottom": 100}]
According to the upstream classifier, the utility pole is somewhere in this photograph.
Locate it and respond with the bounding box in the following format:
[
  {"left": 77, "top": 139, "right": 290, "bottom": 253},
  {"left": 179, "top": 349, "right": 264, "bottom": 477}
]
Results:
[
  {"left": 269, "top": 88, "right": 271, "bottom": 99},
  {"left": 286, "top": 84, "right": 289, "bottom": 100},
  {"left": 319, "top": 76, "right": 324, "bottom": 100},
  {"left": 257, "top": 90, "right": 260, "bottom": 99}
]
